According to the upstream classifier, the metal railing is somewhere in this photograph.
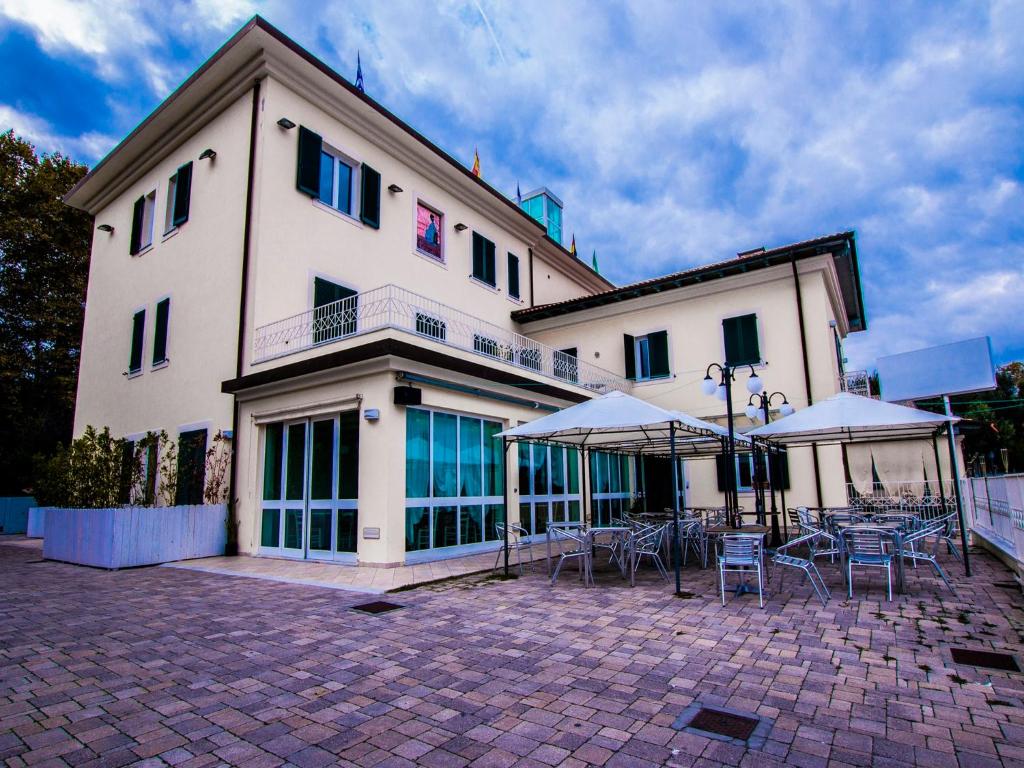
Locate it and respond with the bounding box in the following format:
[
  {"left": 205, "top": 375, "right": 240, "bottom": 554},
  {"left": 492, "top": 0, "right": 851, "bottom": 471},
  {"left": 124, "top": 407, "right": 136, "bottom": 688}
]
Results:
[
  {"left": 841, "top": 370, "right": 874, "bottom": 398},
  {"left": 966, "top": 474, "right": 1024, "bottom": 552},
  {"left": 252, "top": 284, "right": 631, "bottom": 394}
]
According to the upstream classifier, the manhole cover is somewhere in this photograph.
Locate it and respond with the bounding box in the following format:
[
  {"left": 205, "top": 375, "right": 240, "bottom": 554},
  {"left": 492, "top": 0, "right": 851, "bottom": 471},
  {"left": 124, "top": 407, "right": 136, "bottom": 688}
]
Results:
[
  {"left": 351, "top": 601, "right": 404, "bottom": 614},
  {"left": 950, "top": 648, "right": 1020, "bottom": 672},
  {"left": 686, "top": 707, "right": 759, "bottom": 741}
]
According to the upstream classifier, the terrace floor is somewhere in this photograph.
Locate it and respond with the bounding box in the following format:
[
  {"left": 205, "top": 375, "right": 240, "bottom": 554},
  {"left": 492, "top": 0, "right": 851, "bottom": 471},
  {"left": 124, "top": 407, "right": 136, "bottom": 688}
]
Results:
[{"left": 1, "top": 538, "right": 1024, "bottom": 767}]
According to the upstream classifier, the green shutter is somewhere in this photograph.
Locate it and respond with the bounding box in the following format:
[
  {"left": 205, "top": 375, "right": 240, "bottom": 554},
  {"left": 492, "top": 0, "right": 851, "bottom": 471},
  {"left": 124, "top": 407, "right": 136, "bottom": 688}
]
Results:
[
  {"left": 172, "top": 161, "right": 192, "bottom": 227},
  {"left": 313, "top": 277, "right": 358, "bottom": 340},
  {"left": 715, "top": 453, "right": 728, "bottom": 491},
  {"left": 129, "top": 310, "right": 145, "bottom": 373},
  {"left": 359, "top": 163, "right": 381, "bottom": 228},
  {"left": 175, "top": 429, "right": 208, "bottom": 506},
  {"left": 129, "top": 196, "right": 144, "bottom": 255},
  {"left": 648, "top": 330, "right": 670, "bottom": 378},
  {"left": 472, "top": 233, "right": 484, "bottom": 280},
  {"left": 152, "top": 298, "right": 170, "bottom": 365},
  {"left": 484, "top": 238, "right": 496, "bottom": 285},
  {"left": 723, "top": 314, "right": 760, "bottom": 366},
  {"left": 623, "top": 334, "right": 636, "bottom": 380},
  {"left": 769, "top": 450, "right": 790, "bottom": 490},
  {"left": 296, "top": 126, "right": 322, "bottom": 197},
  {"left": 508, "top": 253, "right": 520, "bottom": 298}
]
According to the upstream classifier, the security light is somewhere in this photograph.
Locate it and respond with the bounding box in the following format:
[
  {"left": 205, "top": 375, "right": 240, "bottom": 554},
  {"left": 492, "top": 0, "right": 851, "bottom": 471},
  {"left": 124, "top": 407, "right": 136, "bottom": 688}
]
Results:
[
  {"left": 97, "top": 224, "right": 114, "bottom": 233},
  {"left": 199, "top": 148, "right": 217, "bottom": 160},
  {"left": 277, "top": 117, "right": 296, "bottom": 130},
  {"left": 454, "top": 223, "right": 468, "bottom": 232},
  {"left": 387, "top": 183, "right": 403, "bottom": 193}
]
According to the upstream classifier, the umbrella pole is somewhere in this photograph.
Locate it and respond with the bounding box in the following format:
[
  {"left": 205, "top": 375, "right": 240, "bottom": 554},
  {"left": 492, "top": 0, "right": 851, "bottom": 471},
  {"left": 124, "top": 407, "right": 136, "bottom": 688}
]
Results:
[
  {"left": 670, "top": 422, "right": 682, "bottom": 595},
  {"left": 503, "top": 437, "right": 510, "bottom": 578},
  {"left": 943, "top": 396, "right": 971, "bottom": 577}
]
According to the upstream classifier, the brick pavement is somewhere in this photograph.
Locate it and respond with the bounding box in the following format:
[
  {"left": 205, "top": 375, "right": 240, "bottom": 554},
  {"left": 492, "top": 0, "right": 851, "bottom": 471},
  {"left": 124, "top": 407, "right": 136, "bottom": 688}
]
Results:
[{"left": 1, "top": 539, "right": 1023, "bottom": 767}]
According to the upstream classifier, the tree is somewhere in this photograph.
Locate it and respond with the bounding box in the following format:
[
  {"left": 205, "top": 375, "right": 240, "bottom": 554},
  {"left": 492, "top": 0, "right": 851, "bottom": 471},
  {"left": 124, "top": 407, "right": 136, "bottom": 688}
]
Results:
[
  {"left": 948, "top": 362, "right": 1024, "bottom": 474},
  {"left": 0, "top": 130, "right": 91, "bottom": 494}
]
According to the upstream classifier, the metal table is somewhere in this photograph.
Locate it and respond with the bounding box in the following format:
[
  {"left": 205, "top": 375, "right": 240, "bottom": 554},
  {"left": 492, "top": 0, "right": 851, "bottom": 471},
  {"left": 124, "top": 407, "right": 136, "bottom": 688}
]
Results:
[{"left": 545, "top": 524, "right": 636, "bottom": 587}]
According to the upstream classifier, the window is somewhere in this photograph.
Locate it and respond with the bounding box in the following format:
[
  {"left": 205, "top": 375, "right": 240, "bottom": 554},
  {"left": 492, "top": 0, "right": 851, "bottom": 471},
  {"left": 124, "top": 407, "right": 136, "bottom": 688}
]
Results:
[
  {"left": 548, "top": 203, "right": 562, "bottom": 246},
  {"left": 555, "top": 348, "right": 578, "bottom": 383},
  {"left": 622, "top": 331, "right": 669, "bottom": 381},
  {"left": 405, "top": 409, "right": 504, "bottom": 552},
  {"left": 723, "top": 314, "right": 760, "bottom": 366},
  {"left": 152, "top": 298, "right": 170, "bottom": 366},
  {"left": 415, "top": 311, "right": 446, "bottom": 341},
  {"left": 313, "top": 277, "right": 358, "bottom": 343},
  {"left": 519, "top": 443, "right": 581, "bottom": 536},
  {"left": 129, "top": 191, "right": 156, "bottom": 255},
  {"left": 471, "top": 232, "right": 496, "bottom": 286},
  {"left": 590, "top": 452, "right": 633, "bottom": 526},
  {"left": 715, "top": 451, "right": 789, "bottom": 492},
  {"left": 296, "top": 125, "right": 380, "bottom": 228},
  {"left": 507, "top": 252, "right": 520, "bottom": 299},
  {"left": 318, "top": 149, "right": 355, "bottom": 215},
  {"left": 416, "top": 201, "right": 443, "bottom": 261},
  {"left": 128, "top": 309, "right": 145, "bottom": 375},
  {"left": 163, "top": 161, "right": 192, "bottom": 233},
  {"left": 175, "top": 428, "right": 208, "bottom": 506}
]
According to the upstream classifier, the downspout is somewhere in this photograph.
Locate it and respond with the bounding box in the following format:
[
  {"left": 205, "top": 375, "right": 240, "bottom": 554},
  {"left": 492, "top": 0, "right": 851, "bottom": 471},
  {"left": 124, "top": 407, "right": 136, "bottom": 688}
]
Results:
[
  {"left": 791, "top": 257, "right": 824, "bottom": 507},
  {"left": 528, "top": 247, "right": 535, "bottom": 306},
  {"left": 226, "top": 78, "right": 262, "bottom": 554}
]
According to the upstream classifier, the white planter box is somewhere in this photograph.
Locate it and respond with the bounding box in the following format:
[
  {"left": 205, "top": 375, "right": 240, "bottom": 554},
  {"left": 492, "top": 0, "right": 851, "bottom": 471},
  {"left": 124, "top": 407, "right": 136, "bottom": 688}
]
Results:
[{"left": 43, "top": 504, "right": 227, "bottom": 569}]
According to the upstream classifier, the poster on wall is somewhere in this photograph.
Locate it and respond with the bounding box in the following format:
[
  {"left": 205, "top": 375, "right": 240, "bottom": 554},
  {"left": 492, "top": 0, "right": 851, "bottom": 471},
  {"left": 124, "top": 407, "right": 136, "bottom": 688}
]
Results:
[{"left": 416, "top": 202, "right": 443, "bottom": 260}]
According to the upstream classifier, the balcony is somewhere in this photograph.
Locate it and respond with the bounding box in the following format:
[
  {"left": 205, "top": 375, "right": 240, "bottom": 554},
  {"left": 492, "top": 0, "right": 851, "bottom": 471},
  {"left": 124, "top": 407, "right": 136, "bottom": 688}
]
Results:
[
  {"left": 840, "top": 369, "right": 875, "bottom": 398},
  {"left": 252, "top": 284, "right": 631, "bottom": 394}
]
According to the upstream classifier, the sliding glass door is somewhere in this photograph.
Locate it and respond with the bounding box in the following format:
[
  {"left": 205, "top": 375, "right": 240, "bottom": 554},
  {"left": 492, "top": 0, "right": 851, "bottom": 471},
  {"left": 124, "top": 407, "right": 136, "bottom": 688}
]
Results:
[{"left": 260, "top": 412, "right": 359, "bottom": 561}]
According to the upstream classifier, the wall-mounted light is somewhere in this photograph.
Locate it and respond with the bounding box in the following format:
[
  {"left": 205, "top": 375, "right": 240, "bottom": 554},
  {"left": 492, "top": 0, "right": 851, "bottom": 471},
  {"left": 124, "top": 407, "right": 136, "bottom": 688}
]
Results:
[
  {"left": 363, "top": 408, "right": 381, "bottom": 421},
  {"left": 198, "top": 148, "right": 217, "bottom": 161},
  {"left": 387, "top": 183, "right": 403, "bottom": 194},
  {"left": 277, "top": 117, "right": 296, "bottom": 130},
  {"left": 97, "top": 224, "right": 114, "bottom": 233},
  {"left": 453, "top": 223, "right": 468, "bottom": 232}
]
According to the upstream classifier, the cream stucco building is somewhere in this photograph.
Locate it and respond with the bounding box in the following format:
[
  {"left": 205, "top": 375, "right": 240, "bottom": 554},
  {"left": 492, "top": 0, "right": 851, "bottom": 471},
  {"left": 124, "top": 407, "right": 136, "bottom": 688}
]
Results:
[{"left": 65, "top": 17, "right": 905, "bottom": 567}]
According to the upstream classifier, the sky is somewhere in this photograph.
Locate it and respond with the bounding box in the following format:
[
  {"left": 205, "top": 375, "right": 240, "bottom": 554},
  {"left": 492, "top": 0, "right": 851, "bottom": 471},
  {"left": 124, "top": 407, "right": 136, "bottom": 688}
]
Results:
[{"left": 1, "top": 0, "right": 1021, "bottom": 371}]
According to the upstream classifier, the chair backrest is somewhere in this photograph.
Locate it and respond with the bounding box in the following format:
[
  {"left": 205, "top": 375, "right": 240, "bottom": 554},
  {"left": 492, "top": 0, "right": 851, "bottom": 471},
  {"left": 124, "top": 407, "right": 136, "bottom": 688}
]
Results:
[
  {"left": 842, "top": 527, "right": 887, "bottom": 556},
  {"left": 636, "top": 524, "right": 666, "bottom": 553},
  {"left": 775, "top": 530, "right": 820, "bottom": 557},
  {"left": 720, "top": 534, "right": 760, "bottom": 565}
]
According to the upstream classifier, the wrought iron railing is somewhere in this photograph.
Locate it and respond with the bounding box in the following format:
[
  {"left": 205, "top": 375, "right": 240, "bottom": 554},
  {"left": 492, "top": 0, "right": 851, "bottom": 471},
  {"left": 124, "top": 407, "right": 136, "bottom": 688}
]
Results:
[
  {"left": 840, "top": 370, "right": 874, "bottom": 397},
  {"left": 252, "top": 284, "right": 631, "bottom": 394}
]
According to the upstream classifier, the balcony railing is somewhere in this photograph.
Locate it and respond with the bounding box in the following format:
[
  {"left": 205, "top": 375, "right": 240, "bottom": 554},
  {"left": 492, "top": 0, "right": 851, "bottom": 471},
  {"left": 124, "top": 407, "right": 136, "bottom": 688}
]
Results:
[
  {"left": 841, "top": 369, "right": 874, "bottom": 398},
  {"left": 252, "top": 284, "right": 631, "bottom": 394}
]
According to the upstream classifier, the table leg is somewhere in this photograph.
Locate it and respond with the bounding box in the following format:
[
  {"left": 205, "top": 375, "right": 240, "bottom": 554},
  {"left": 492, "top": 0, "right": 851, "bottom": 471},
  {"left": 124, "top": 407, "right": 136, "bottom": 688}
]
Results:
[{"left": 630, "top": 533, "right": 635, "bottom": 587}]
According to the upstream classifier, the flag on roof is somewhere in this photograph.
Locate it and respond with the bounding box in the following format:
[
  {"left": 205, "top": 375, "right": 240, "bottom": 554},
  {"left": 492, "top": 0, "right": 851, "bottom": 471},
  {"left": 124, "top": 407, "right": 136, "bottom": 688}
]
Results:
[
  {"left": 355, "top": 52, "right": 365, "bottom": 93},
  {"left": 471, "top": 148, "right": 481, "bottom": 177},
  {"left": 569, "top": 234, "right": 577, "bottom": 257},
  {"left": 592, "top": 250, "right": 599, "bottom": 274},
  {"left": 515, "top": 181, "right": 522, "bottom": 205}
]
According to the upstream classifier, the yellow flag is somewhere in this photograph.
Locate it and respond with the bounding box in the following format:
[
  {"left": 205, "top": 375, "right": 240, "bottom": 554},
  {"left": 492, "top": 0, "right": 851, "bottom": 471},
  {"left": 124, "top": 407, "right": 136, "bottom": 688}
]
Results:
[
  {"left": 471, "top": 148, "right": 481, "bottom": 177},
  {"left": 569, "top": 233, "right": 577, "bottom": 257}
]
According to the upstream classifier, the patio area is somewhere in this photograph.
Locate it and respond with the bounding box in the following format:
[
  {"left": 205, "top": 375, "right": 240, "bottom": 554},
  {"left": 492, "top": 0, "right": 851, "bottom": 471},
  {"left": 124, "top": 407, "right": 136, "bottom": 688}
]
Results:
[{"left": 2, "top": 537, "right": 1024, "bottom": 767}]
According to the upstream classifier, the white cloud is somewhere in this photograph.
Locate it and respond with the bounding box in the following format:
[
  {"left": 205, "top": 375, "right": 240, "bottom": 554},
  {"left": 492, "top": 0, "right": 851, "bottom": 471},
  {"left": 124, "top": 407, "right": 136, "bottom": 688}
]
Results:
[{"left": 0, "top": 103, "right": 116, "bottom": 161}]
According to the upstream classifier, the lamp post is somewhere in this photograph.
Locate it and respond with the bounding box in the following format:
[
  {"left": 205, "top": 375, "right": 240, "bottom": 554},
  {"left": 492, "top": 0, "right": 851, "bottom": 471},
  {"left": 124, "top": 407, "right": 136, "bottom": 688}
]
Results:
[
  {"left": 702, "top": 362, "right": 763, "bottom": 528},
  {"left": 745, "top": 391, "right": 794, "bottom": 547}
]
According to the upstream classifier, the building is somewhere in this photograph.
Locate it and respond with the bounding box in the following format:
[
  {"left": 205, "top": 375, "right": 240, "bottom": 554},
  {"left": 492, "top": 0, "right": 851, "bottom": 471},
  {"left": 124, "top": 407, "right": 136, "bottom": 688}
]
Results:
[{"left": 66, "top": 17, "right": 887, "bottom": 567}]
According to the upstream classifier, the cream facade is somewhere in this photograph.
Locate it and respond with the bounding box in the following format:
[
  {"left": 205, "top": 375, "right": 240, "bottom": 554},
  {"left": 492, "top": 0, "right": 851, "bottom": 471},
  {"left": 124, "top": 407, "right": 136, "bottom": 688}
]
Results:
[{"left": 67, "top": 17, "right": 880, "bottom": 567}]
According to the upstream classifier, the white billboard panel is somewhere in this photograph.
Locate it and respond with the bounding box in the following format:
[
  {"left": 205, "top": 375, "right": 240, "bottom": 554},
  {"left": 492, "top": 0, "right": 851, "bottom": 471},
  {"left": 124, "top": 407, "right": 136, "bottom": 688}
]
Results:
[{"left": 877, "top": 337, "right": 996, "bottom": 402}]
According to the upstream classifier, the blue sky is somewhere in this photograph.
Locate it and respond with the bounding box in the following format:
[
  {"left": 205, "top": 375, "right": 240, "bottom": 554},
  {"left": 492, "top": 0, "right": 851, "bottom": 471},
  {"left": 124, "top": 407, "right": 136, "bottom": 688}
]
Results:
[{"left": 2, "top": 1, "right": 1022, "bottom": 371}]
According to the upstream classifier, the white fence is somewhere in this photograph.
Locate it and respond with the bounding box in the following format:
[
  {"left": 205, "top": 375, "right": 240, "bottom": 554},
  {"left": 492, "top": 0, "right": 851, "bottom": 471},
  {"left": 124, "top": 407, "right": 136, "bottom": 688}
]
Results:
[
  {"left": 965, "top": 474, "right": 1024, "bottom": 566},
  {"left": 252, "top": 283, "right": 631, "bottom": 394},
  {"left": 43, "top": 504, "right": 227, "bottom": 569}
]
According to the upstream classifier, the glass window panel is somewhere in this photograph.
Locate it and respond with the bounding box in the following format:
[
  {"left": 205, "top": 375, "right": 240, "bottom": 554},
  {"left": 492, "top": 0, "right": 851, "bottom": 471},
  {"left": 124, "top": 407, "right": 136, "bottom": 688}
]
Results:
[
  {"left": 285, "top": 423, "right": 306, "bottom": 500},
  {"left": 318, "top": 151, "right": 334, "bottom": 205},
  {"left": 433, "top": 413, "right": 458, "bottom": 498},
  {"left": 551, "top": 448, "right": 565, "bottom": 495},
  {"left": 284, "top": 509, "right": 303, "bottom": 549},
  {"left": 552, "top": 501, "right": 565, "bottom": 524},
  {"left": 310, "top": 419, "right": 334, "bottom": 500},
  {"left": 608, "top": 453, "right": 621, "bottom": 494},
  {"left": 405, "top": 409, "right": 430, "bottom": 498},
  {"left": 483, "top": 421, "right": 503, "bottom": 496},
  {"left": 520, "top": 503, "right": 533, "bottom": 535},
  {"left": 567, "top": 448, "right": 580, "bottom": 494},
  {"left": 336, "top": 509, "right": 357, "bottom": 553},
  {"left": 568, "top": 500, "right": 580, "bottom": 522},
  {"left": 599, "top": 453, "right": 611, "bottom": 493},
  {"left": 532, "top": 444, "right": 548, "bottom": 496},
  {"left": 518, "top": 443, "right": 531, "bottom": 496},
  {"left": 337, "top": 161, "right": 352, "bottom": 214},
  {"left": 737, "top": 456, "right": 753, "bottom": 489},
  {"left": 309, "top": 508, "right": 331, "bottom": 551},
  {"left": 460, "top": 504, "right": 483, "bottom": 545},
  {"left": 432, "top": 505, "right": 458, "bottom": 548},
  {"left": 405, "top": 506, "right": 430, "bottom": 551},
  {"left": 534, "top": 502, "right": 549, "bottom": 536},
  {"left": 459, "top": 418, "right": 482, "bottom": 497},
  {"left": 484, "top": 504, "right": 504, "bottom": 541},
  {"left": 260, "top": 509, "right": 280, "bottom": 547},
  {"left": 338, "top": 411, "right": 359, "bottom": 499},
  {"left": 262, "top": 424, "right": 283, "bottom": 500},
  {"left": 621, "top": 455, "right": 632, "bottom": 494}
]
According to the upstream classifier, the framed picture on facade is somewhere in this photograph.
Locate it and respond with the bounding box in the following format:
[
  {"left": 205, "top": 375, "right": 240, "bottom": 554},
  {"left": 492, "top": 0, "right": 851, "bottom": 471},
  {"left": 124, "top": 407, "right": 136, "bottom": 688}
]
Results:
[{"left": 416, "top": 201, "right": 443, "bottom": 261}]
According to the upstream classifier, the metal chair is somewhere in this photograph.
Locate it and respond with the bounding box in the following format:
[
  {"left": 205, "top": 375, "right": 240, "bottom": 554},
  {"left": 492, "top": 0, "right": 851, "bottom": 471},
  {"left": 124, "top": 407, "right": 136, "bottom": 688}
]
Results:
[
  {"left": 634, "top": 524, "right": 669, "bottom": 581},
  {"left": 841, "top": 527, "right": 894, "bottom": 601},
  {"left": 679, "top": 518, "right": 708, "bottom": 568},
  {"left": 899, "top": 521, "right": 956, "bottom": 593},
  {"left": 550, "top": 525, "right": 592, "bottom": 586},
  {"left": 494, "top": 522, "right": 530, "bottom": 574},
  {"left": 937, "top": 513, "right": 963, "bottom": 562},
  {"left": 771, "top": 531, "right": 831, "bottom": 606},
  {"left": 717, "top": 534, "right": 766, "bottom": 608}
]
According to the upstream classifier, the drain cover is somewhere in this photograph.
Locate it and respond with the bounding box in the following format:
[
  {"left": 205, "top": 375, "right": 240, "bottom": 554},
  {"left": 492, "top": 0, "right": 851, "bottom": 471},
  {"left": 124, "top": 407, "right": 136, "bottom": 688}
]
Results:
[
  {"left": 993, "top": 581, "right": 1021, "bottom": 590},
  {"left": 951, "top": 648, "right": 1020, "bottom": 672},
  {"left": 686, "top": 707, "right": 759, "bottom": 741},
  {"left": 351, "top": 601, "right": 404, "bottom": 614}
]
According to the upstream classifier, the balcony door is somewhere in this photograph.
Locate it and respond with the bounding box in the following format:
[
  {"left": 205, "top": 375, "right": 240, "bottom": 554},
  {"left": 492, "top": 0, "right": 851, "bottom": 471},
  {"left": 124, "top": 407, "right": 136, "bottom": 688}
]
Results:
[{"left": 260, "top": 412, "right": 359, "bottom": 561}]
